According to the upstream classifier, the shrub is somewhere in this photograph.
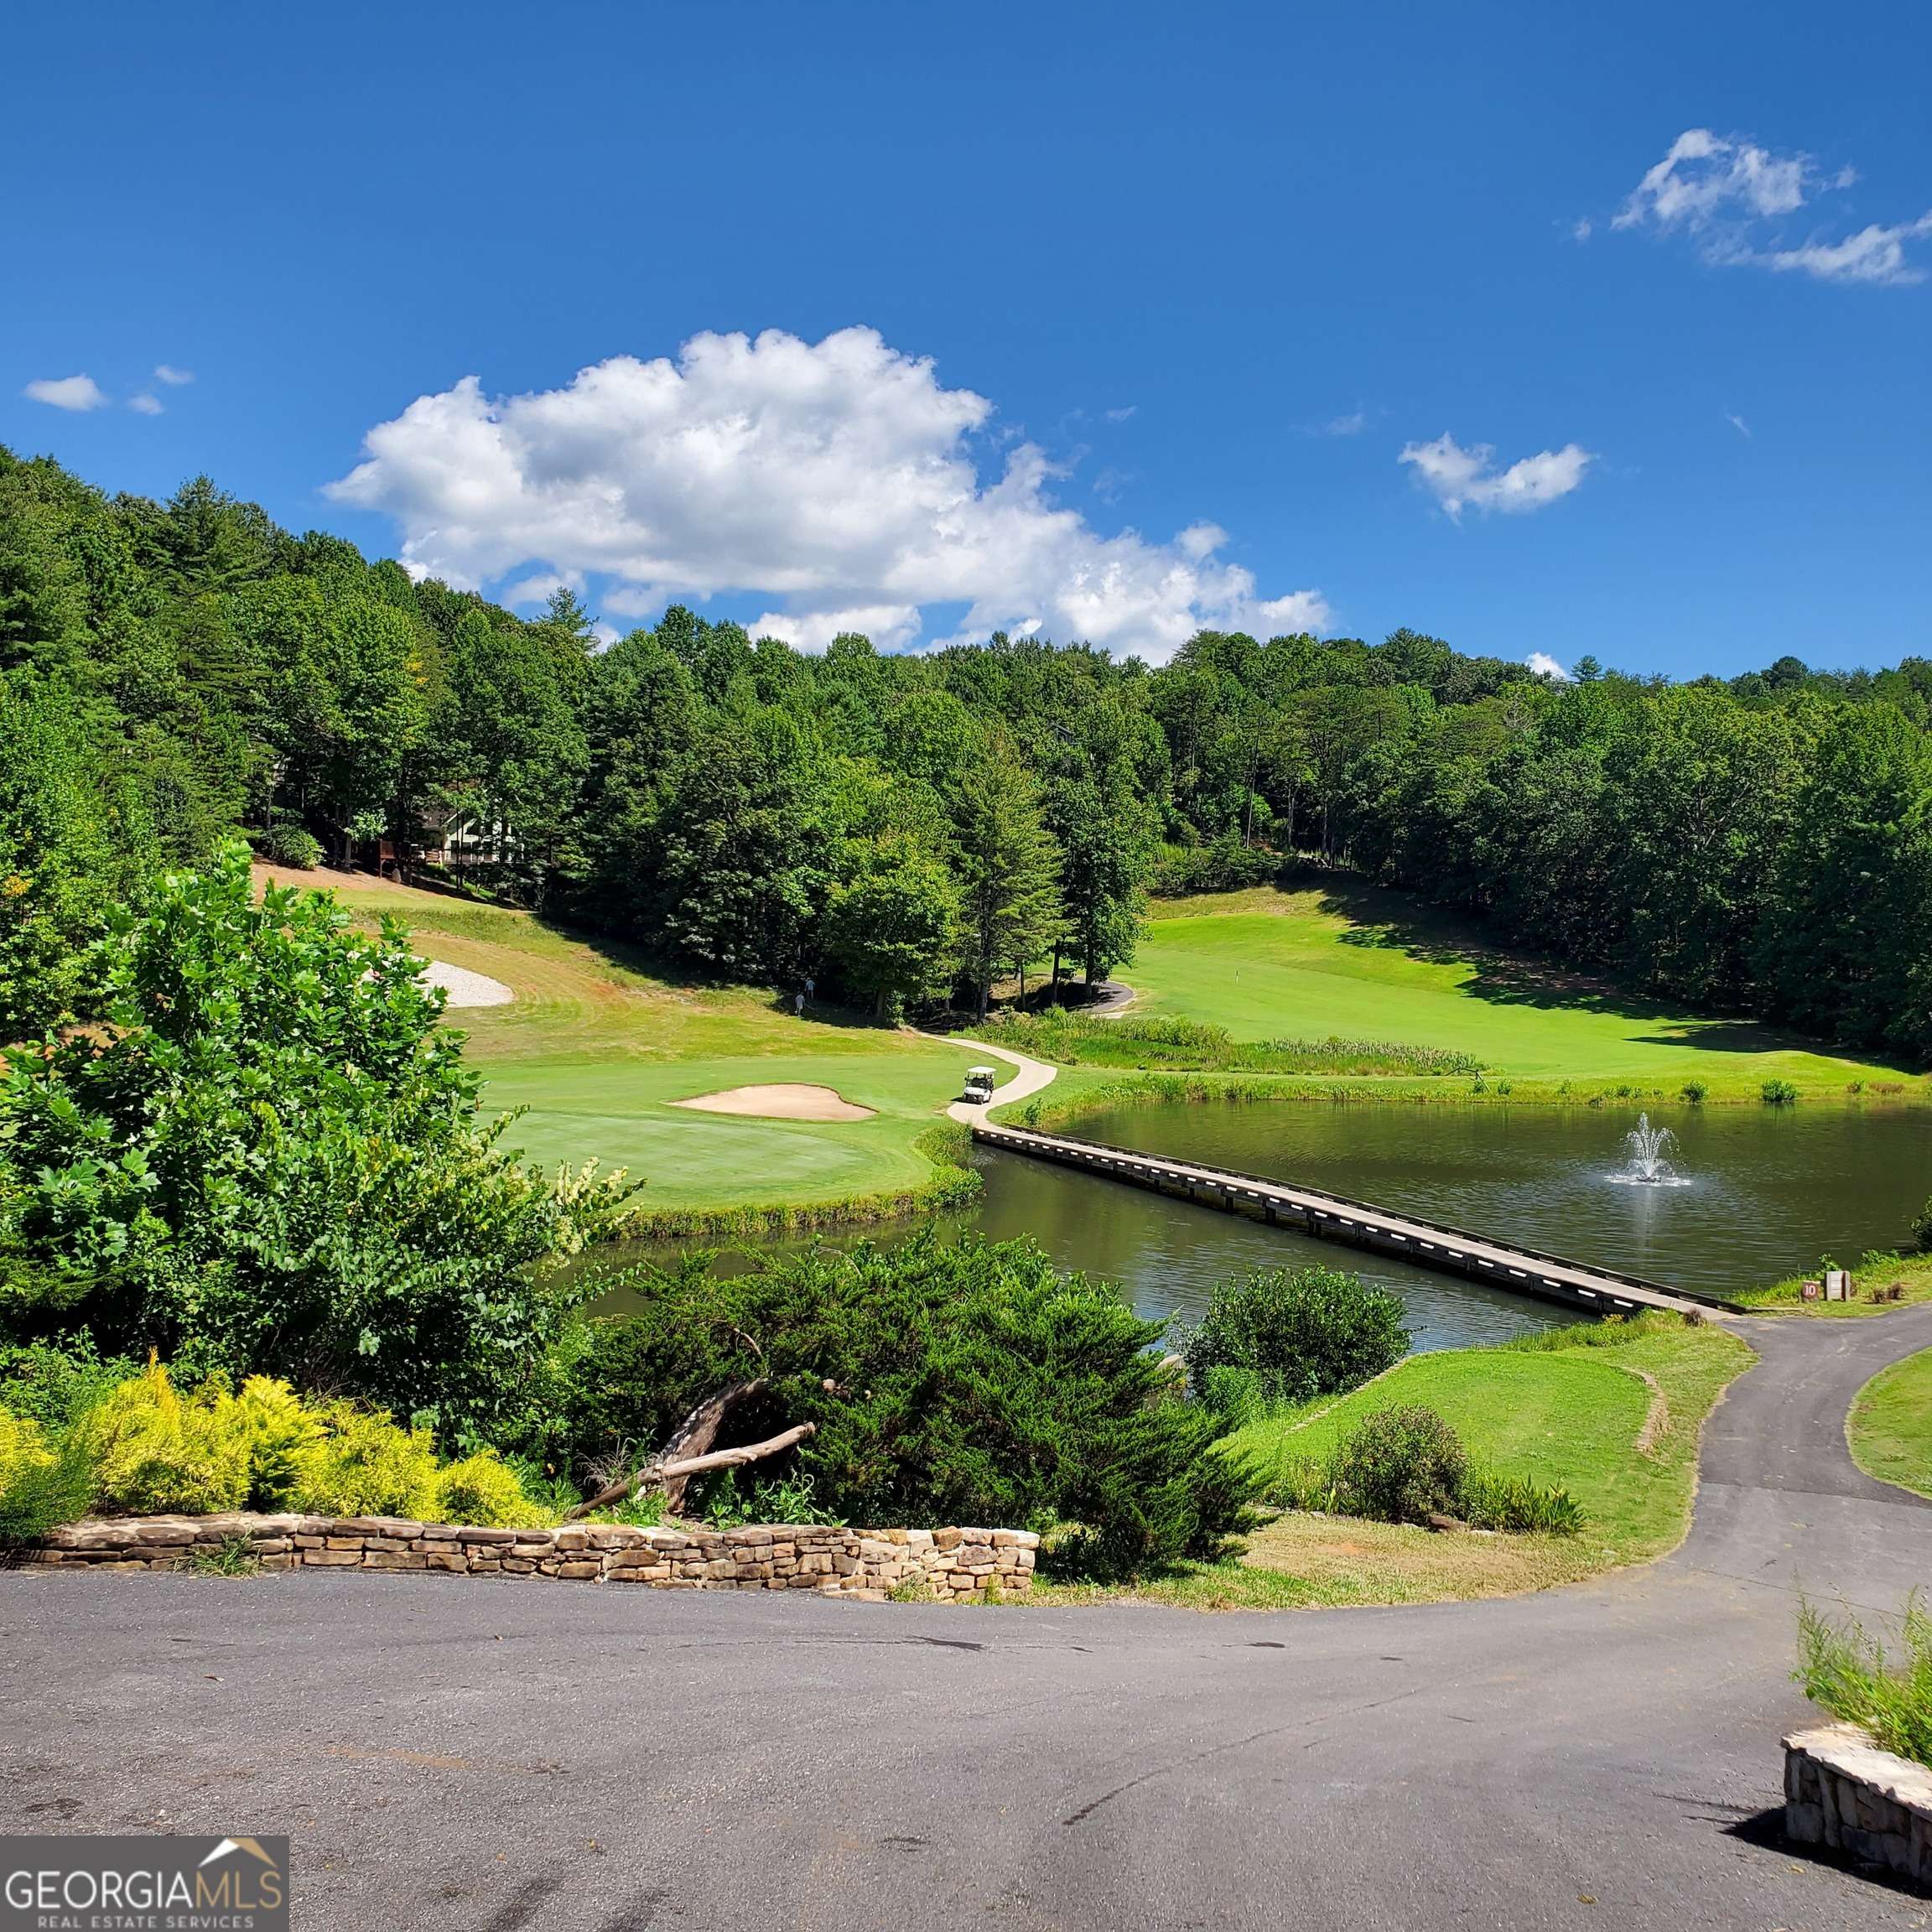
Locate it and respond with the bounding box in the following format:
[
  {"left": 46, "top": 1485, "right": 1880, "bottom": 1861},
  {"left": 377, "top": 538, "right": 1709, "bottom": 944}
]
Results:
[
  {"left": 1680, "top": 1080, "right": 1708, "bottom": 1104},
  {"left": 1796, "top": 1593, "right": 1932, "bottom": 1768},
  {"left": 565, "top": 1232, "right": 1258, "bottom": 1580},
  {"left": 1148, "top": 835, "right": 1279, "bottom": 898},
  {"left": 0, "top": 1336, "right": 139, "bottom": 1431},
  {"left": 72, "top": 1361, "right": 252, "bottom": 1516},
  {"left": 1331, "top": 1405, "right": 1467, "bottom": 1525},
  {"left": 261, "top": 823, "right": 323, "bottom": 870},
  {"left": 1459, "top": 1468, "right": 1584, "bottom": 1535},
  {"left": 433, "top": 1452, "right": 537, "bottom": 1527},
  {"left": 231, "top": 1376, "right": 325, "bottom": 1509},
  {"left": 0, "top": 1410, "right": 55, "bottom": 1499},
  {"left": 0, "top": 846, "right": 634, "bottom": 1448},
  {"left": 0, "top": 1427, "right": 96, "bottom": 1543},
  {"left": 290, "top": 1403, "right": 439, "bottom": 1519},
  {"left": 1761, "top": 1078, "right": 1799, "bottom": 1106},
  {"left": 1178, "top": 1265, "right": 1410, "bottom": 1413}
]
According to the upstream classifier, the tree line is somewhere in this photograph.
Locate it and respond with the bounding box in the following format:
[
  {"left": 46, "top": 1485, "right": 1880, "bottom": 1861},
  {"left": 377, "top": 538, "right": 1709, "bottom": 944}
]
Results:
[{"left": 5, "top": 444, "right": 1931, "bottom": 1056}]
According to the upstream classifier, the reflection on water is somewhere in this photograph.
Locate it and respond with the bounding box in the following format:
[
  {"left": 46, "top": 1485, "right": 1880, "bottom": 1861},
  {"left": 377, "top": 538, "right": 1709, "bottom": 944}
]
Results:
[{"left": 589, "top": 1101, "right": 1932, "bottom": 1357}]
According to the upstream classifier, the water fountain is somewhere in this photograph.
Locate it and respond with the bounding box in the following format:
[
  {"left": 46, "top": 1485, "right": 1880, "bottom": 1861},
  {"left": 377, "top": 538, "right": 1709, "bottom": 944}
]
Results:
[{"left": 1613, "top": 1113, "right": 1690, "bottom": 1187}]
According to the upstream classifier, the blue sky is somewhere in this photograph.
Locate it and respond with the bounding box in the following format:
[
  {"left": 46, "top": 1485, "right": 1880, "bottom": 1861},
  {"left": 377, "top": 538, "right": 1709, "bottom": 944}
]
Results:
[{"left": 3, "top": 2, "right": 1926, "bottom": 675}]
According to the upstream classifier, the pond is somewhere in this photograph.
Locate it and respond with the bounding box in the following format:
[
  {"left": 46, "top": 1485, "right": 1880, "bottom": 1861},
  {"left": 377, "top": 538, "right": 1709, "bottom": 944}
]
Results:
[
  {"left": 591, "top": 1100, "right": 1931, "bottom": 1356},
  {"left": 965, "top": 1100, "right": 1931, "bottom": 1346}
]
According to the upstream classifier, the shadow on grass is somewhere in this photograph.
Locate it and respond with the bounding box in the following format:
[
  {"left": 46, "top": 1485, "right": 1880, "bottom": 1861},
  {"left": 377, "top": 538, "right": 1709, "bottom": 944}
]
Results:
[{"left": 1314, "top": 876, "right": 1889, "bottom": 1063}]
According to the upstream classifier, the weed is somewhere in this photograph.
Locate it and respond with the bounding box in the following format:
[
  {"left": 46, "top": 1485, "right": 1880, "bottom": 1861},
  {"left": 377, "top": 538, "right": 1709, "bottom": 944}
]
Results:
[
  {"left": 1796, "top": 1593, "right": 1932, "bottom": 1768},
  {"left": 177, "top": 1535, "right": 261, "bottom": 1576},
  {"left": 1762, "top": 1078, "right": 1799, "bottom": 1106},
  {"left": 1680, "top": 1080, "right": 1708, "bottom": 1104}
]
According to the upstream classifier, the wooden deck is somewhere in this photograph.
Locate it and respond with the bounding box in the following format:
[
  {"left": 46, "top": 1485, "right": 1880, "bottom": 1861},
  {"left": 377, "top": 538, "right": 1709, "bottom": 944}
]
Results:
[{"left": 973, "top": 1122, "right": 1732, "bottom": 1317}]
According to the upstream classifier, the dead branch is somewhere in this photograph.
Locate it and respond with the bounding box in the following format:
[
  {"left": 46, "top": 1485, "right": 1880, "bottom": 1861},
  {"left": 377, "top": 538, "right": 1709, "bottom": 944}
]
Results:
[{"left": 563, "top": 1378, "right": 785, "bottom": 1521}]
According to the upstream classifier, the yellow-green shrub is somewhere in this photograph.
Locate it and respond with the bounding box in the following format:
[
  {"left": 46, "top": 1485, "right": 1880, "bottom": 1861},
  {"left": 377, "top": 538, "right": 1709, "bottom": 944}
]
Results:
[
  {"left": 231, "top": 1376, "right": 325, "bottom": 1509},
  {"left": 72, "top": 1361, "right": 251, "bottom": 1515},
  {"left": 0, "top": 1410, "right": 55, "bottom": 1491},
  {"left": 289, "top": 1403, "right": 439, "bottom": 1519},
  {"left": 433, "top": 1452, "right": 541, "bottom": 1528}
]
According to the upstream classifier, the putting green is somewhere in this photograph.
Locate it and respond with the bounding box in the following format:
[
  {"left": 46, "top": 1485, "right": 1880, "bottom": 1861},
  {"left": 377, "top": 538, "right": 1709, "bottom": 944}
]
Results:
[
  {"left": 283, "top": 870, "right": 974, "bottom": 1214},
  {"left": 1131, "top": 883, "right": 1906, "bottom": 1090}
]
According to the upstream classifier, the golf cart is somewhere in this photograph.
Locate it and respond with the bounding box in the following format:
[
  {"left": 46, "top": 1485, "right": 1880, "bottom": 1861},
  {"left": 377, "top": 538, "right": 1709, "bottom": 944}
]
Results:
[{"left": 962, "top": 1066, "right": 998, "bottom": 1104}]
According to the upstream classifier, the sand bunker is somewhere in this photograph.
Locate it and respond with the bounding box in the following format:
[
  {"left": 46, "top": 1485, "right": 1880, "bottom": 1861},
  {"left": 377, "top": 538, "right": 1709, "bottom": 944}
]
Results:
[
  {"left": 672, "top": 1083, "right": 876, "bottom": 1122},
  {"left": 420, "top": 960, "right": 515, "bottom": 1008}
]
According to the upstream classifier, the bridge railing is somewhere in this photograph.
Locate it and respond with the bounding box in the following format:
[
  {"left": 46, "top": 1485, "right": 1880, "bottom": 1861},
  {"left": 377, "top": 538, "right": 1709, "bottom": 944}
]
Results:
[{"left": 974, "top": 1122, "right": 1740, "bottom": 1311}]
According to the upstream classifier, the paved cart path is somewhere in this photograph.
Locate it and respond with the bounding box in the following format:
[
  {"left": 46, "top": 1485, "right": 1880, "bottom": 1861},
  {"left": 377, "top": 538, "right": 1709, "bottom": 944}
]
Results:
[{"left": 5, "top": 1310, "right": 1931, "bottom": 1930}]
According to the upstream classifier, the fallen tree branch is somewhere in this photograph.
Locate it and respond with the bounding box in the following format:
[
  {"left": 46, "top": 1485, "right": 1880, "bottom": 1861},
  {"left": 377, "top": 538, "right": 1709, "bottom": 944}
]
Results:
[
  {"left": 654, "top": 1422, "right": 816, "bottom": 1483},
  {"left": 563, "top": 1379, "right": 802, "bottom": 1522}
]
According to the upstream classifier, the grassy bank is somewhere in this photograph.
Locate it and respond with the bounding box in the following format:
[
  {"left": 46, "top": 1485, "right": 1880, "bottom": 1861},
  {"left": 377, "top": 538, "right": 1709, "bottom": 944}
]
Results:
[
  {"left": 257, "top": 866, "right": 975, "bottom": 1221},
  {"left": 1127, "top": 882, "right": 1915, "bottom": 1098},
  {"left": 1036, "top": 1315, "right": 1753, "bottom": 1611},
  {"left": 1847, "top": 1348, "right": 1932, "bottom": 1498},
  {"left": 1734, "top": 1248, "right": 1932, "bottom": 1317}
]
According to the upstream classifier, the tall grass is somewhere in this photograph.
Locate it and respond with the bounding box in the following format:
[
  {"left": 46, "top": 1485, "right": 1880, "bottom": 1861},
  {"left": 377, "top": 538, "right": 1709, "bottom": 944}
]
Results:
[
  {"left": 972, "top": 1009, "right": 1481, "bottom": 1077},
  {"left": 1796, "top": 1593, "right": 1932, "bottom": 1767}
]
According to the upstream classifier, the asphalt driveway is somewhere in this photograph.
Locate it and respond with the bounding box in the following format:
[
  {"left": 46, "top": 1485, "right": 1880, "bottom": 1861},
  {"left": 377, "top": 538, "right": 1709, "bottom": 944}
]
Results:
[{"left": 5, "top": 1307, "right": 1931, "bottom": 1930}]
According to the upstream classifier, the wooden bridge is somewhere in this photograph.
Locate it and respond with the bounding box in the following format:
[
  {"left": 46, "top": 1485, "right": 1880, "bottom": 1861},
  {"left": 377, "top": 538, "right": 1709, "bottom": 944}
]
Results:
[{"left": 971, "top": 1121, "right": 1732, "bottom": 1317}]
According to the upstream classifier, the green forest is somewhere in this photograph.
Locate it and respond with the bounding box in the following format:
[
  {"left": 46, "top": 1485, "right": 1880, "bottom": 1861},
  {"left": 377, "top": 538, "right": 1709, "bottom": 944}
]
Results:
[{"left": 7, "top": 442, "right": 1932, "bottom": 1058}]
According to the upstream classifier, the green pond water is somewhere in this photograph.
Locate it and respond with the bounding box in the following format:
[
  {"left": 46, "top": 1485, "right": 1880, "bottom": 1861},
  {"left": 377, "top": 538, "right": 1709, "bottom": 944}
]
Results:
[
  {"left": 962, "top": 1100, "right": 1932, "bottom": 1348},
  {"left": 594, "top": 1101, "right": 1931, "bottom": 1355}
]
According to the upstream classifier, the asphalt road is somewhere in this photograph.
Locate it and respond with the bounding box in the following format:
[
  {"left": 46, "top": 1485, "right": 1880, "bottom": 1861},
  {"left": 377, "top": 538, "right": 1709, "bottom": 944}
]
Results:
[{"left": 5, "top": 1308, "right": 1932, "bottom": 1932}]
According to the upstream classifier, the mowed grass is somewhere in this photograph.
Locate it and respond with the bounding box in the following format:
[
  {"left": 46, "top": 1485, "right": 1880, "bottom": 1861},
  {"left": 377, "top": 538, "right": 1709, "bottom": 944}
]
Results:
[
  {"left": 1128, "top": 882, "right": 1909, "bottom": 1093},
  {"left": 1036, "top": 1317, "right": 1753, "bottom": 1611},
  {"left": 1847, "top": 1348, "right": 1932, "bottom": 1499},
  {"left": 263, "top": 867, "right": 971, "bottom": 1214}
]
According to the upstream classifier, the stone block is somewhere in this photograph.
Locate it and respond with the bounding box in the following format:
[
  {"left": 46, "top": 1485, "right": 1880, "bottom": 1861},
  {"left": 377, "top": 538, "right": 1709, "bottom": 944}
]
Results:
[
  {"left": 258, "top": 1554, "right": 294, "bottom": 1572},
  {"left": 303, "top": 1550, "right": 362, "bottom": 1566},
  {"left": 458, "top": 1525, "right": 517, "bottom": 1545},
  {"left": 133, "top": 1523, "right": 198, "bottom": 1546},
  {"left": 329, "top": 1517, "right": 423, "bottom": 1538},
  {"left": 932, "top": 1527, "right": 963, "bottom": 1551},
  {"left": 423, "top": 1552, "right": 468, "bottom": 1572},
  {"left": 555, "top": 1561, "right": 600, "bottom": 1580},
  {"left": 363, "top": 1551, "right": 426, "bottom": 1571}
]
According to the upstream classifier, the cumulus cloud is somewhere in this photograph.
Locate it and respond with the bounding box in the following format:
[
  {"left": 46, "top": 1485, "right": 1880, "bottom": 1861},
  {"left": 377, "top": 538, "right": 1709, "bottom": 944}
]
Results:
[
  {"left": 127, "top": 393, "right": 164, "bottom": 416},
  {"left": 1611, "top": 128, "right": 1929, "bottom": 285},
  {"left": 153, "top": 364, "right": 194, "bottom": 386},
  {"left": 326, "top": 326, "right": 1329, "bottom": 662},
  {"left": 1525, "top": 652, "right": 1571, "bottom": 681},
  {"left": 23, "top": 374, "right": 109, "bottom": 412},
  {"left": 1397, "top": 433, "right": 1594, "bottom": 519}
]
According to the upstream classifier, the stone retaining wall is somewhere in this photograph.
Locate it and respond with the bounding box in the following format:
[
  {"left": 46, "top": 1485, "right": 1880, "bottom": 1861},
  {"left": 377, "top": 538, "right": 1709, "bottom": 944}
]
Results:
[
  {"left": 1785, "top": 1723, "right": 1932, "bottom": 1882},
  {"left": 26, "top": 1514, "right": 1038, "bottom": 1602}
]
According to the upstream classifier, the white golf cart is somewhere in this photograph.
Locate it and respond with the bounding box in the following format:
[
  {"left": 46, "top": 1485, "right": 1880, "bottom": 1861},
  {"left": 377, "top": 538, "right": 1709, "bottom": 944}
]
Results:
[{"left": 962, "top": 1065, "right": 998, "bottom": 1105}]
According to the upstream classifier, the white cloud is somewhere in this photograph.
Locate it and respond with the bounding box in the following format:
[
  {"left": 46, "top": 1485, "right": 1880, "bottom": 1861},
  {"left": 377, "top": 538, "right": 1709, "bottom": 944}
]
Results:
[
  {"left": 1398, "top": 433, "right": 1594, "bottom": 519},
  {"left": 1612, "top": 128, "right": 1928, "bottom": 285},
  {"left": 1758, "top": 212, "right": 1932, "bottom": 286},
  {"left": 1570, "top": 218, "right": 1593, "bottom": 243},
  {"left": 153, "top": 364, "right": 194, "bottom": 385},
  {"left": 1318, "top": 411, "right": 1366, "bottom": 437},
  {"left": 1103, "top": 405, "right": 1137, "bottom": 422},
  {"left": 127, "top": 393, "right": 164, "bottom": 416},
  {"left": 1725, "top": 412, "right": 1751, "bottom": 439},
  {"left": 23, "top": 374, "right": 109, "bottom": 412},
  {"left": 327, "top": 326, "right": 1330, "bottom": 662},
  {"left": 1525, "top": 652, "right": 1571, "bottom": 681}
]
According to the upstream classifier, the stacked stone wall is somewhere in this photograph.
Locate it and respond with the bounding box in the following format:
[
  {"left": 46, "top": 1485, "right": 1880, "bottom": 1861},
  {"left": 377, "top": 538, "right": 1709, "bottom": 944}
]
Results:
[
  {"left": 1785, "top": 1723, "right": 1932, "bottom": 1882},
  {"left": 25, "top": 1514, "right": 1038, "bottom": 1601}
]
